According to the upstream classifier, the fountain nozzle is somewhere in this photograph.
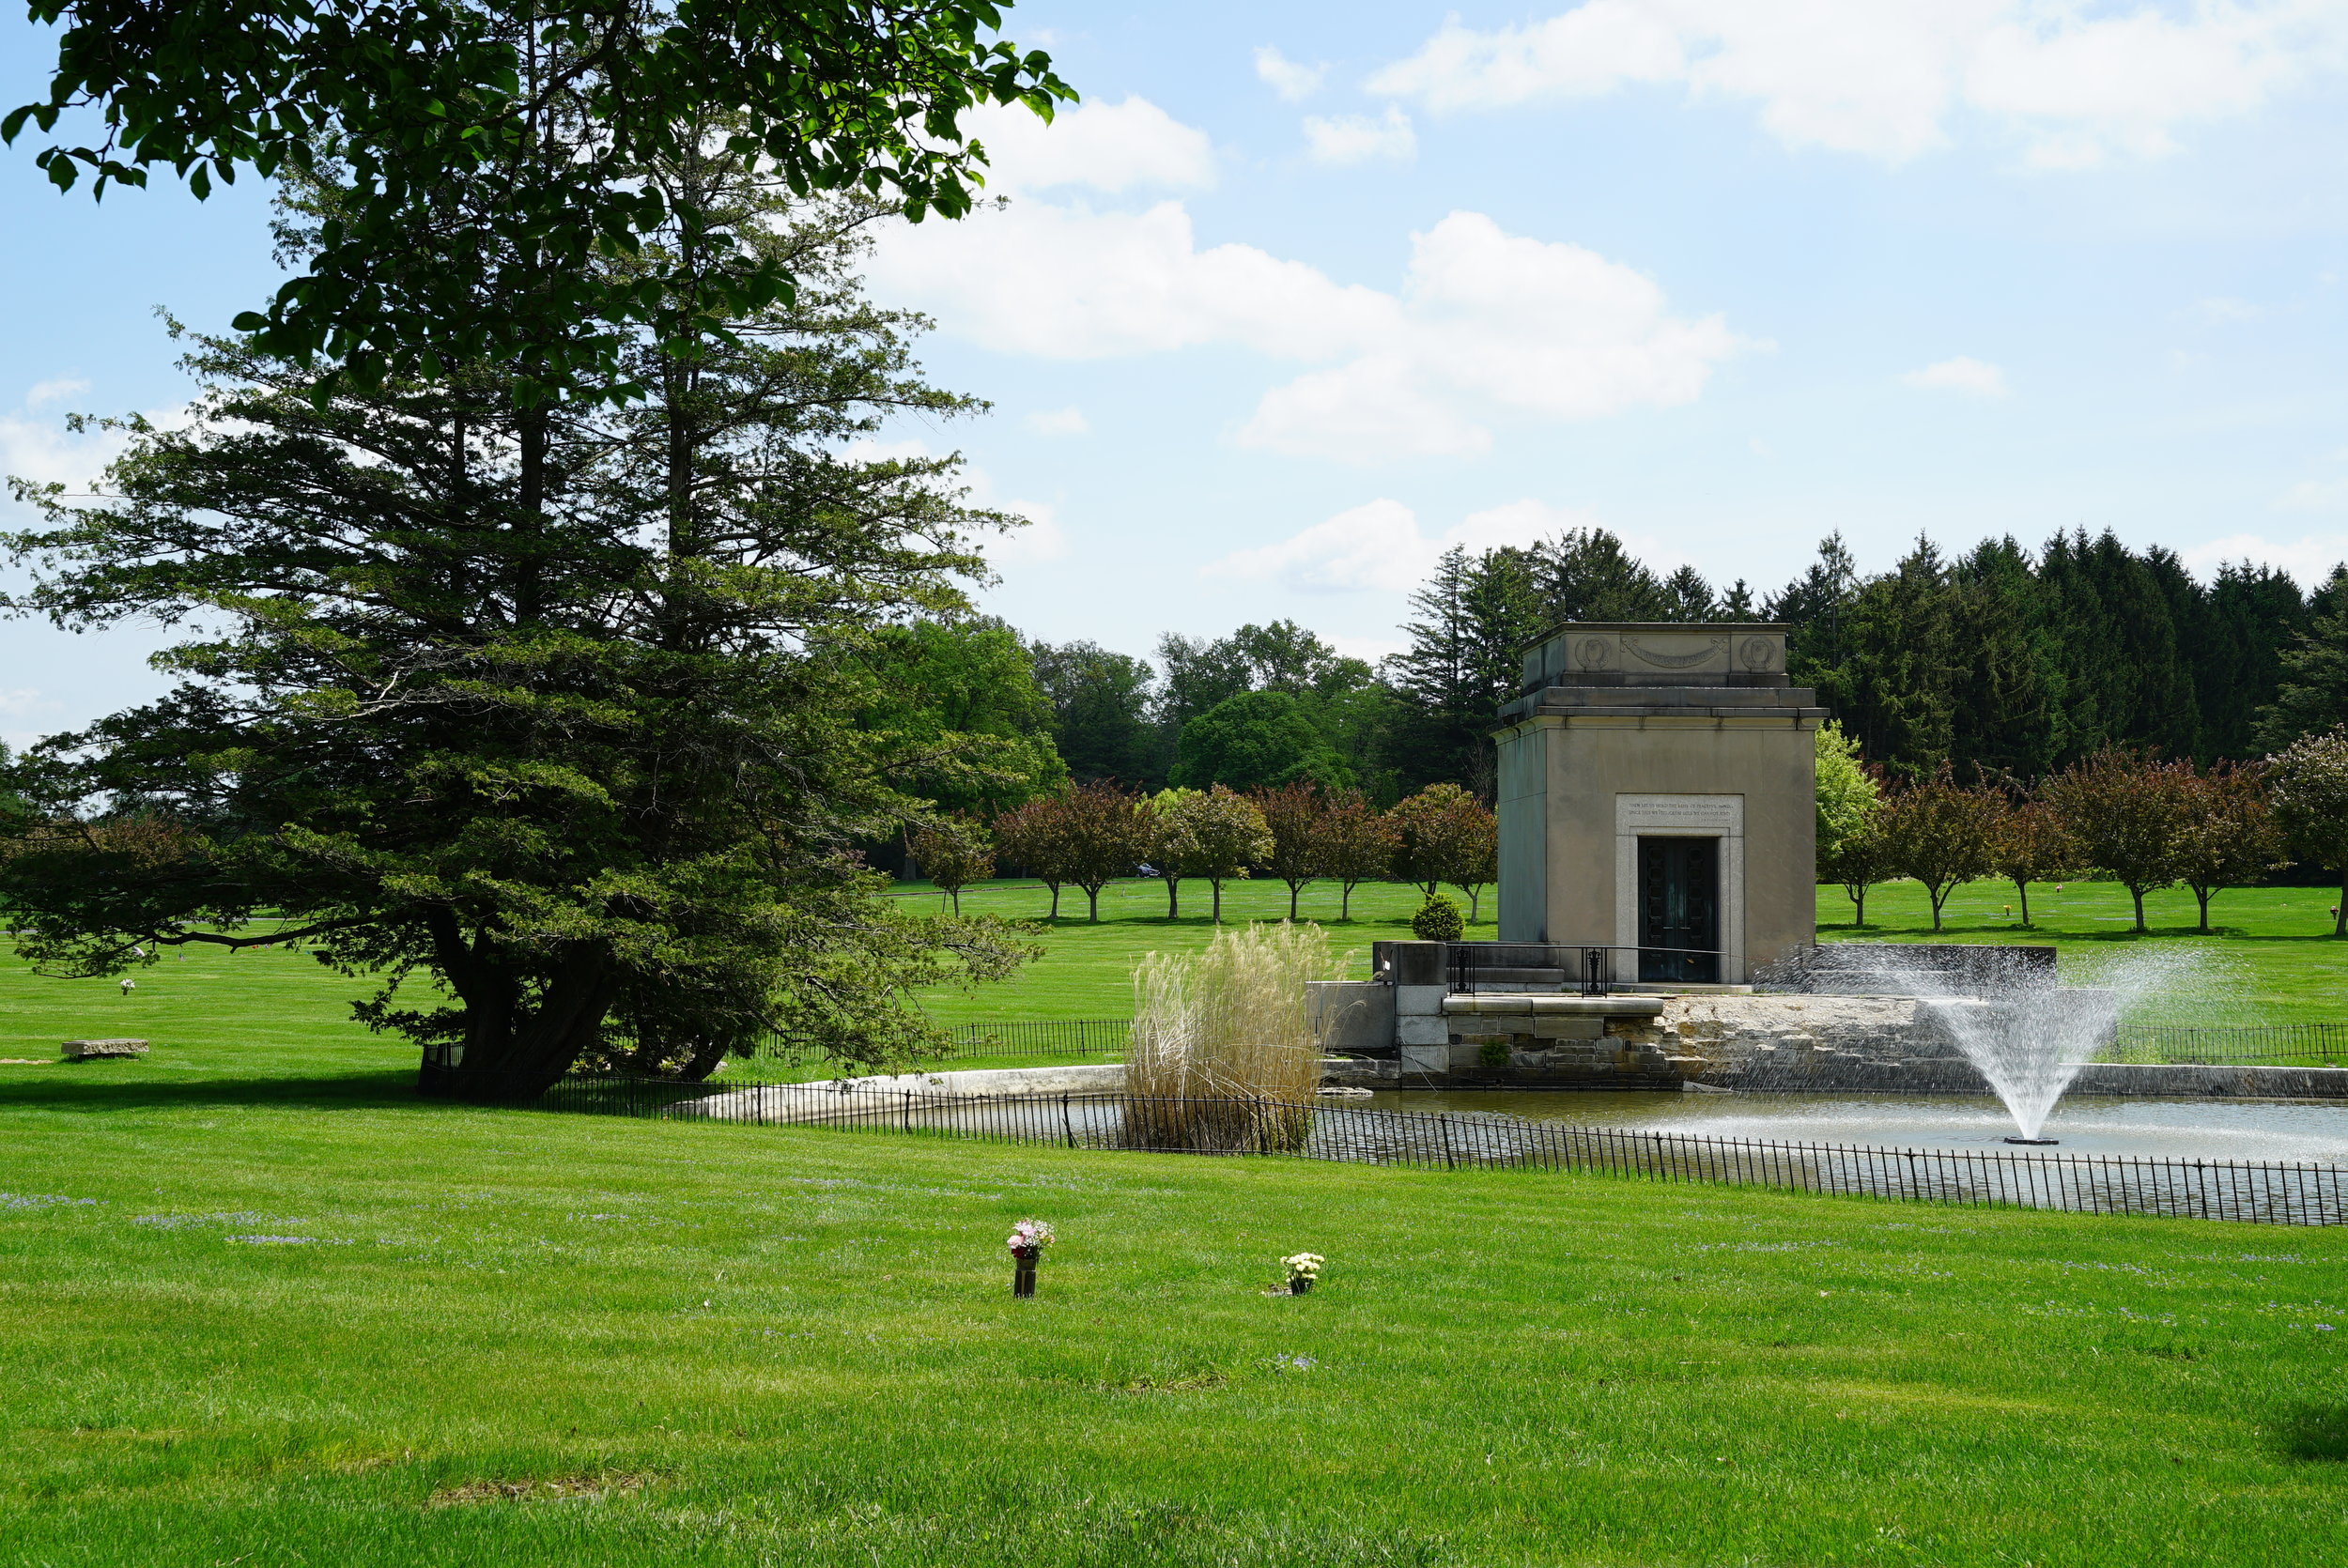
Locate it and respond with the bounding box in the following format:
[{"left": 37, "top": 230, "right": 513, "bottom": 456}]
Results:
[{"left": 2002, "top": 1136, "right": 2060, "bottom": 1145}]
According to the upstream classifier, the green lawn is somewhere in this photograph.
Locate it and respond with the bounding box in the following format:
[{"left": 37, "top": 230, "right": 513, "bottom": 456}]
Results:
[
  {"left": 904, "top": 874, "right": 2347, "bottom": 1027},
  {"left": 6, "top": 1057, "right": 2348, "bottom": 1566}
]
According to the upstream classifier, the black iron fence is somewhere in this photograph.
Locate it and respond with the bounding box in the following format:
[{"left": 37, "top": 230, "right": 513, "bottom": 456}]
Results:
[
  {"left": 535, "top": 1079, "right": 2348, "bottom": 1225},
  {"left": 936, "top": 1020, "right": 1131, "bottom": 1059},
  {"left": 2109, "top": 1022, "right": 2348, "bottom": 1066},
  {"left": 1443, "top": 941, "right": 1733, "bottom": 995}
]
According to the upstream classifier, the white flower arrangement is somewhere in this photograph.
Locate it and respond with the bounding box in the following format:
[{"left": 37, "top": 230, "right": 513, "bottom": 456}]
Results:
[
  {"left": 1281, "top": 1252, "right": 1323, "bottom": 1282},
  {"left": 1007, "top": 1219, "right": 1056, "bottom": 1255}
]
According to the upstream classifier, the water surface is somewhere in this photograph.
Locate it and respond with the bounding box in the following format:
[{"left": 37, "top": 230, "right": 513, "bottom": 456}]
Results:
[{"left": 1367, "top": 1090, "right": 2348, "bottom": 1163}]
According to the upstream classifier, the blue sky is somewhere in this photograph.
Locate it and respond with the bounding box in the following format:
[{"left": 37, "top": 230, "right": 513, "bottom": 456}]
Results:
[{"left": 8, "top": 0, "right": 2348, "bottom": 746}]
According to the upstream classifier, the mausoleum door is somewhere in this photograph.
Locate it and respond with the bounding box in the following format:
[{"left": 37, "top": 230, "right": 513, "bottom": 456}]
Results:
[{"left": 1637, "top": 837, "right": 1720, "bottom": 984}]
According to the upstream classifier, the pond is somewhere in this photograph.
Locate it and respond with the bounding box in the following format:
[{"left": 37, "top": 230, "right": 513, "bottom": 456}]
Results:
[{"left": 1367, "top": 1089, "right": 2348, "bottom": 1164}]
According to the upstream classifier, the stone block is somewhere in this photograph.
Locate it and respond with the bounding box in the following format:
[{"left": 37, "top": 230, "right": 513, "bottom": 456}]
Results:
[
  {"left": 1398, "top": 1043, "right": 1449, "bottom": 1074},
  {"left": 62, "top": 1038, "right": 147, "bottom": 1059},
  {"left": 1385, "top": 942, "right": 1448, "bottom": 988},
  {"left": 1308, "top": 982, "right": 1395, "bottom": 1053},
  {"left": 1395, "top": 985, "right": 1446, "bottom": 1017},
  {"left": 1396, "top": 1014, "right": 1449, "bottom": 1047},
  {"left": 1528, "top": 1016, "right": 1604, "bottom": 1040}
]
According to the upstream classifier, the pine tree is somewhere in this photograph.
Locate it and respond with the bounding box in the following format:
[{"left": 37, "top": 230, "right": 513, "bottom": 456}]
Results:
[{"left": 2256, "top": 566, "right": 2348, "bottom": 750}]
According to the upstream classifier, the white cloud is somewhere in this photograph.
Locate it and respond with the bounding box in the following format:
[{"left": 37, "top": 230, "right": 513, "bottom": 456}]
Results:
[
  {"left": 1303, "top": 106, "right": 1418, "bottom": 165},
  {"left": 1255, "top": 45, "right": 1327, "bottom": 102},
  {"left": 874, "top": 165, "right": 1759, "bottom": 466},
  {"left": 1367, "top": 1, "right": 2339, "bottom": 167},
  {"left": 23, "top": 377, "right": 89, "bottom": 408},
  {"left": 965, "top": 96, "right": 1214, "bottom": 197},
  {"left": 0, "top": 396, "right": 139, "bottom": 520},
  {"left": 1205, "top": 497, "right": 1613, "bottom": 592},
  {"left": 1024, "top": 406, "right": 1091, "bottom": 438},
  {"left": 2183, "top": 530, "right": 2348, "bottom": 585},
  {"left": 1900, "top": 355, "right": 2009, "bottom": 396}
]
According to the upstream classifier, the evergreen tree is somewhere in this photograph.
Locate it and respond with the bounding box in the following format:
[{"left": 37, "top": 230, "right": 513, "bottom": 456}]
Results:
[
  {"left": 1657, "top": 565, "right": 1717, "bottom": 621},
  {"left": 1946, "top": 537, "right": 2064, "bottom": 779},
  {"left": 1533, "top": 528, "right": 1669, "bottom": 623},
  {"left": 1820, "top": 537, "right": 1957, "bottom": 780},
  {"left": 1383, "top": 545, "right": 1543, "bottom": 797},
  {"left": 2256, "top": 566, "right": 2348, "bottom": 750},
  {"left": 1768, "top": 532, "right": 1860, "bottom": 690},
  {"left": 0, "top": 181, "right": 1037, "bottom": 1099},
  {"left": 2201, "top": 562, "right": 2309, "bottom": 760}
]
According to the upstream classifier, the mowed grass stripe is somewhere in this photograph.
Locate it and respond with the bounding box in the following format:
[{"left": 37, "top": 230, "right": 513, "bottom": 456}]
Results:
[{"left": 2, "top": 1091, "right": 2346, "bottom": 1564}]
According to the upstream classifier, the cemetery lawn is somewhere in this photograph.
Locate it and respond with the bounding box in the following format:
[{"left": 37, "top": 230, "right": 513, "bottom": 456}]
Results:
[
  {"left": 903, "top": 875, "right": 2346, "bottom": 1026},
  {"left": 6, "top": 1062, "right": 2348, "bottom": 1567}
]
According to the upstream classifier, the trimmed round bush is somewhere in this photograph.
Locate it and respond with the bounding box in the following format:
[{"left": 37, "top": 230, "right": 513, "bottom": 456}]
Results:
[{"left": 1411, "top": 895, "right": 1464, "bottom": 942}]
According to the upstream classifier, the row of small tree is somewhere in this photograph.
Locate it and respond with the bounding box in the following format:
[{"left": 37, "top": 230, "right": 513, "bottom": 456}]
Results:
[
  {"left": 1816, "top": 723, "right": 2348, "bottom": 935},
  {"left": 910, "top": 782, "right": 1500, "bottom": 924}
]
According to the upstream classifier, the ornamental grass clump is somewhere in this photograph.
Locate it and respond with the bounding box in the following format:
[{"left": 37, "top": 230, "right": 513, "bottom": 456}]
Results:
[{"left": 1124, "top": 922, "right": 1339, "bottom": 1153}]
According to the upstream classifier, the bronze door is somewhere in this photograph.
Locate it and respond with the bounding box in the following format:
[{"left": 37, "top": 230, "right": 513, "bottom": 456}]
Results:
[{"left": 1637, "top": 837, "right": 1719, "bottom": 984}]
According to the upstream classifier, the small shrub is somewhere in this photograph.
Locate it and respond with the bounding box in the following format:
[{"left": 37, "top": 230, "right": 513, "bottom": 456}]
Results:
[
  {"left": 1411, "top": 895, "right": 1464, "bottom": 942},
  {"left": 1477, "top": 1038, "right": 1510, "bottom": 1068}
]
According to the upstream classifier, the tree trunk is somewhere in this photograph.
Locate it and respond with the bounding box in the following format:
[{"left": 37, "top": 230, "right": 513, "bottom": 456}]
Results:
[
  {"left": 1466, "top": 884, "right": 1482, "bottom": 924},
  {"left": 1929, "top": 885, "right": 1945, "bottom": 931},
  {"left": 2131, "top": 887, "right": 2148, "bottom": 932},
  {"left": 1340, "top": 881, "right": 1353, "bottom": 920},
  {"left": 1087, "top": 884, "right": 1102, "bottom": 922},
  {"left": 1163, "top": 874, "right": 1180, "bottom": 919},
  {"left": 950, "top": 888, "right": 961, "bottom": 915},
  {"left": 1851, "top": 886, "right": 1867, "bottom": 927},
  {"left": 443, "top": 944, "right": 618, "bottom": 1103},
  {"left": 2194, "top": 885, "right": 2212, "bottom": 933},
  {"left": 1047, "top": 883, "right": 1060, "bottom": 920},
  {"left": 2014, "top": 878, "right": 2031, "bottom": 927},
  {"left": 1211, "top": 879, "right": 1223, "bottom": 924},
  {"left": 2336, "top": 869, "right": 2345, "bottom": 936},
  {"left": 1287, "top": 881, "right": 1301, "bottom": 920}
]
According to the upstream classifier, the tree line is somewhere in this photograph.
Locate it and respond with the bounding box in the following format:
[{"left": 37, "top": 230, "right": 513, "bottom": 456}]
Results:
[
  {"left": 890, "top": 526, "right": 2347, "bottom": 835},
  {"left": 907, "top": 781, "right": 1499, "bottom": 927},
  {"left": 1815, "top": 723, "right": 2348, "bottom": 937}
]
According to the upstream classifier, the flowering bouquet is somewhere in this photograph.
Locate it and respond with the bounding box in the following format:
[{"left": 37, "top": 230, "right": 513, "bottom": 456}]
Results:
[
  {"left": 1007, "top": 1219, "right": 1056, "bottom": 1257},
  {"left": 1282, "top": 1252, "right": 1323, "bottom": 1285}
]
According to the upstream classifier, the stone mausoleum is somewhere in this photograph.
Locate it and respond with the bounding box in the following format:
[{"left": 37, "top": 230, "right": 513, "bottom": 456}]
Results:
[{"left": 1494, "top": 622, "right": 1826, "bottom": 985}]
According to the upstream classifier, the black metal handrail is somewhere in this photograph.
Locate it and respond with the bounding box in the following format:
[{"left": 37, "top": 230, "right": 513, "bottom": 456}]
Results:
[{"left": 1444, "top": 941, "right": 1733, "bottom": 997}]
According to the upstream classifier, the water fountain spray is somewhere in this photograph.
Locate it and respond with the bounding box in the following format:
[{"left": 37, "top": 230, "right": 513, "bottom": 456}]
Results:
[{"left": 1891, "top": 947, "right": 2203, "bottom": 1144}]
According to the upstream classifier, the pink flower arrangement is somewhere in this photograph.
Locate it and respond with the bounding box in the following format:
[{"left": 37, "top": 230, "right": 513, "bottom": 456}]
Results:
[{"left": 1006, "top": 1219, "right": 1056, "bottom": 1256}]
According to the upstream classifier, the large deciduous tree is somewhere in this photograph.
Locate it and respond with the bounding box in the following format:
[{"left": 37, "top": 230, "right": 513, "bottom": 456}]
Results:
[
  {"left": 1252, "top": 782, "right": 1325, "bottom": 922},
  {"left": 2170, "top": 762, "right": 2284, "bottom": 934},
  {"left": 0, "top": 171, "right": 1036, "bottom": 1099},
  {"left": 1051, "top": 781, "right": 1144, "bottom": 922},
  {"left": 1988, "top": 794, "right": 2076, "bottom": 928},
  {"left": 1878, "top": 771, "right": 2002, "bottom": 931},
  {"left": 1313, "top": 790, "right": 1399, "bottom": 921},
  {"left": 1813, "top": 720, "right": 1879, "bottom": 869},
  {"left": 2266, "top": 727, "right": 2348, "bottom": 937},
  {"left": 909, "top": 816, "right": 994, "bottom": 915},
  {"left": 1169, "top": 690, "right": 1350, "bottom": 792},
  {"left": 1389, "top": 784, "right": 1498, "bottom": 920},
  {"left": 1173, "top": 787, "right": 1273, "bottom": 926},
  {"left": 11, "top": 0, "right": 1070, "bottom": 401},
  {"left": 2041, "top": 750, "right": 2194, "bottom": 933}
]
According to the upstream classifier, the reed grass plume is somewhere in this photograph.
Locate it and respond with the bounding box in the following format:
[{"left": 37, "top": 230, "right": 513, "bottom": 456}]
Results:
[{"left": 1125, "top": 923, "right": 1344, "bottom": 1150}]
